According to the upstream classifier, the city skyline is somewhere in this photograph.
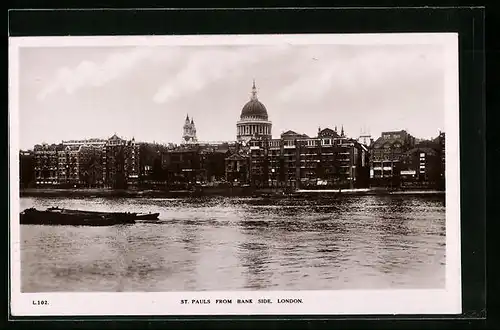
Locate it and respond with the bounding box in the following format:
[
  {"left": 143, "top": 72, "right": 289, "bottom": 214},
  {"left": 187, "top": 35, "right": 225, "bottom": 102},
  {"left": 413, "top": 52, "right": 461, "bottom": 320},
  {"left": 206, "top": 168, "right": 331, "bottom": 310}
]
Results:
[{"left": 18, "top": 41, "right": 445, "bottom": 150}]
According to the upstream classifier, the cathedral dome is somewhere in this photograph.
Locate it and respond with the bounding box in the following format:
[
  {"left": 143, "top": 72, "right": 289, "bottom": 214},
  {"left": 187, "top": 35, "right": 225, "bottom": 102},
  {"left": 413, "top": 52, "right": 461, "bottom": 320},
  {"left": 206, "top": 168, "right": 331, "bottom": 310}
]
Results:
[
  {"left": 241, "top": 99, "right": 268, "bottom": 120},
  {"left": 240, "top": 80, "right": 269, "bottom": 120}
]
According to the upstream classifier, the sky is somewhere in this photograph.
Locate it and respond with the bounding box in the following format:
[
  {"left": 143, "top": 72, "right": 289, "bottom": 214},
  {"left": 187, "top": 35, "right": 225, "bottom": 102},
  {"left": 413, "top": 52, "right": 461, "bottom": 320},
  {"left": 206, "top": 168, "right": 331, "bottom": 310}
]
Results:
[{"left": 17, "top": 41, "right": 446, "bottom": 150}]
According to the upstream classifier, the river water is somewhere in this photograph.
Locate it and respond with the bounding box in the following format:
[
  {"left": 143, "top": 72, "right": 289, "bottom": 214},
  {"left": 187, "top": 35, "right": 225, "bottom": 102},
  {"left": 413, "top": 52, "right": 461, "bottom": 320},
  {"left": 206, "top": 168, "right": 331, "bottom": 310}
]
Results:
[{"left": 19, "top": 195, "right": 446, "bottom": 292}]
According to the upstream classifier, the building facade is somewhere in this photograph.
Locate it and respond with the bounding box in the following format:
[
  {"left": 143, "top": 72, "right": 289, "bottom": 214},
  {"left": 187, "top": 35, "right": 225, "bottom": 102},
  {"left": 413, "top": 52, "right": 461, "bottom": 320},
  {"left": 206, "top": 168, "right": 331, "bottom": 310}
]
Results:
[
  {"left": 78, "top": 145, "right": 105, "bottom": 187},
  {"left": 235, "top": 127, "right": 370, "bottom": 189},
  {"left": 369, "top": 130, "right": 446, "bottom": 189},
  {"left": 19, "top": 150, "right": 35, "bottom": 188},
  {"left": 236, "top": 80, "right": 272, "bottom": 143},
  {"left": 57, "top": 145, "right": 81, "bottom": 186},
  {"left": 160, "top": 142, "right": 238, "bottom": 188},
  {"left": 31, "top": 135, "right": 139, "bottom": 188},
  {"left": 33, "top": 143, "right": 62, "bottom": 186},
  {"left": 435, "top": 131, "right": 446, "bottom": 189},
  {"left": 225, "top": 153, "right": 249, "bottom": 184},
  {"left": 162, "top": 148, "right": 203, "bottom": 188},
  {"left": 200, "top": 147, "right": 231, "bottom": 183},
  {"left": 137, "top": 142, "right": 171, "bottom": 186},
  {"left": 399, "top": 133, "right": 445, "bottom": 189},
  {"left": 369, "top": 130, "right": 416, "bottom": 187},
  {"left": 103, "top": 134, "right": 140, "bottom": 188},
  {"left": 399, "top": 147, "right": 441, "bottom": 187}
]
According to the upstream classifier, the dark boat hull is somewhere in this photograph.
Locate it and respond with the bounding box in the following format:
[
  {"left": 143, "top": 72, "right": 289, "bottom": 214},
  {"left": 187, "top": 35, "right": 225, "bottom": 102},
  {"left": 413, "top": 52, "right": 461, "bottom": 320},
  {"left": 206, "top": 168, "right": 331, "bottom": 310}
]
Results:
[
  {"left": 20, "top": 208, "right": 136, "bottom": 226},
  {"left": 135, "top": 213, "right": 160, "bottom": 220},
  {"left": 46, "top": 207, "right": 137, "bottom": 222}
]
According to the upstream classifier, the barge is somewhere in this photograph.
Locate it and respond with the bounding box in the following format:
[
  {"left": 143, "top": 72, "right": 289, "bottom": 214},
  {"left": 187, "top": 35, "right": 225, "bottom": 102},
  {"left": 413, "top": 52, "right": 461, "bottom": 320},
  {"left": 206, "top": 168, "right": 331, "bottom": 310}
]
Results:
[
  {"left": 20, "top": 207, "right": 136, "bottom": 226},
  {"left": 46, "top": 207, "right": 159, "bottom": 220},
  {"left": 20, "top": 207, "right": 160, "bottom": 226}
]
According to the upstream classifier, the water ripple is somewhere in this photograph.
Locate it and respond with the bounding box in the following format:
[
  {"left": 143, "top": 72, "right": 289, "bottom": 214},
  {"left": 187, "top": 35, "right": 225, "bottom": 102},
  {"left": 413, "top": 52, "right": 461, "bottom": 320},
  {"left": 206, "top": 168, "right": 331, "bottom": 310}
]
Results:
[{"left": 20, "top": 195, "right": 446, "bottom": 292}]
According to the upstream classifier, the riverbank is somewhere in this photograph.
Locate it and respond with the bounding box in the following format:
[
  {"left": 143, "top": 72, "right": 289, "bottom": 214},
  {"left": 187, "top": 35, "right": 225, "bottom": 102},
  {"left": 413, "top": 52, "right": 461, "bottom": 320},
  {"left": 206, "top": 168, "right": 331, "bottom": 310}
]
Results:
[{"left": 20, "top": 187, "right": 445, "bottom": 198}]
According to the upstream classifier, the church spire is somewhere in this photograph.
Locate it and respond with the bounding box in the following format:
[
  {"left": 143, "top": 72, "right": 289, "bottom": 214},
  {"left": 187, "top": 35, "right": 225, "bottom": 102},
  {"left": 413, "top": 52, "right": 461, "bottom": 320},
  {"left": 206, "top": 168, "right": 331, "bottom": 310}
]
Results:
[
  {"left": 182, "top": 114, "right": 197, "bottom": 144},
  {"left": 250, "top": 79, "right": 258, "bottom": 101},
  {"left": 341, "top": 125, "right": 345, "bottom": 137}
]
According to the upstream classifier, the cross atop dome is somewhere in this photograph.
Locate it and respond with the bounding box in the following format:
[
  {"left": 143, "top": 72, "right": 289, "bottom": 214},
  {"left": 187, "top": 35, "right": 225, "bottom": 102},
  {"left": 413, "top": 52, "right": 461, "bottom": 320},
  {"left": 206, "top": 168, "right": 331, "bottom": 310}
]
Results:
[{"left": 250, "top": 79, "right": 258, "bottom": 101}]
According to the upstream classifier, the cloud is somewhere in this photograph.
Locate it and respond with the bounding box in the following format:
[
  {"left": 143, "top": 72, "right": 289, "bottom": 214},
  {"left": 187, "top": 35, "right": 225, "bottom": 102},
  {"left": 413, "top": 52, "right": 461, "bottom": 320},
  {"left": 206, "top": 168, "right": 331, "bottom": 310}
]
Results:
[
  {"left": 152, "top": 45, "right": 291, "bottom": 104},
  {"left": 36, "top": 47, "right": 171, "bottom": 100},
  {"left": 277, "top": 45, "right": 443, "bottom": 104},
  {"left": 35, "top": 44, "right": 291, "bottom": 104}
]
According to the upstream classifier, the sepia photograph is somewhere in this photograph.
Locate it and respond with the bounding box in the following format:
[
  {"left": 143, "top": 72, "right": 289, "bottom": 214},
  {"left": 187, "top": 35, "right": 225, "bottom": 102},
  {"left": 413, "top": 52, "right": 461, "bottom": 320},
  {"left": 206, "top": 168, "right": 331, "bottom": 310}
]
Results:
[{"left": 9, "top": 33, "right": 461, "bottom": 316}]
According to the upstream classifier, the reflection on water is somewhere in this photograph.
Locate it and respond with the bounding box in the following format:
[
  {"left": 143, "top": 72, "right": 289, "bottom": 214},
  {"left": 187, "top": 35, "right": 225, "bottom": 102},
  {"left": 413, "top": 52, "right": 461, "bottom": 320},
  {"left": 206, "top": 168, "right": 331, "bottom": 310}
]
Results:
[{"left": 19, "top": 195, "right": 446, "bottom": 292}]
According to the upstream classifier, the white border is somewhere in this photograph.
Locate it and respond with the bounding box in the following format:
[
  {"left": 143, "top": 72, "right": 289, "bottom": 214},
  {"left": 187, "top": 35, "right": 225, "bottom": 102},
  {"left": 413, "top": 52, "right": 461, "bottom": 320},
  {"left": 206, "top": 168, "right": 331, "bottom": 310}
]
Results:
[{"left": 9, "top": 33, "right": 461, "bottom": 316}]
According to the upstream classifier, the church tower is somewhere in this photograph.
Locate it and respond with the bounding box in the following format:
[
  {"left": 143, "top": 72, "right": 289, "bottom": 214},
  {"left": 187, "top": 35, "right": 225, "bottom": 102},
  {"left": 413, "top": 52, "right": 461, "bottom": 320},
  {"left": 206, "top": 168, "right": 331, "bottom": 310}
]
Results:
[
  {"left": 358, "top": 126, "right": 372, "bottom": 146},
  {"left": 182, "top": 114, "right": 198, "bottom": 144}
]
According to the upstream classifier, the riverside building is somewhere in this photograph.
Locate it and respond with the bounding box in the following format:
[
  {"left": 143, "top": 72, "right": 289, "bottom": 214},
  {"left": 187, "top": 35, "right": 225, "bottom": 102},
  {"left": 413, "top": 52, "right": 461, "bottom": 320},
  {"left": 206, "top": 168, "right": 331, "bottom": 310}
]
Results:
[
  {"left": 33, "top": 143, "right": 63, "bottom": 186},
  {"left": 369, "top": 130, "right": 445, "bottom": 189},
  {"left": 31, "top": 135, "right": 140, "bottom": 188},
  {"left": 103, "top": 134, "right": 140, "bottom": 188},
  {"left": 369, "top": 130, "right": 416, "bottom": 187},
  {"left": 399, "top": 133, "right": 445, "bottom": 189},
  {"left": 19, "top": 150, "right": 35, "bottom": 188},
  {"left": 161, "top": 143, "right": 237, "bottom": 187},
  {"left": 239, "top": 127, "right": 370, "bottom": 189}
]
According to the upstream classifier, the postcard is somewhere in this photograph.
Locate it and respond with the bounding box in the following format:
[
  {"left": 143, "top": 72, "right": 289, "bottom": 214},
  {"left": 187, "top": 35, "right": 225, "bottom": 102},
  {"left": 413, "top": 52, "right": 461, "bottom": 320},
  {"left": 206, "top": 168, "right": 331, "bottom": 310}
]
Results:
[{"left": 9, "top": 33, "right": 460, "bottom": 316}]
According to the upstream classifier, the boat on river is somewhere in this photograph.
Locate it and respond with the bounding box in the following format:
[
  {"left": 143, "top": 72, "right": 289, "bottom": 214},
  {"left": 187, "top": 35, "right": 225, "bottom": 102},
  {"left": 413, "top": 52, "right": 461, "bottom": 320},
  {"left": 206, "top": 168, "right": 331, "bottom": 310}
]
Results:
[
  {"left": 20, "top": 207, "right": 137, "bottom": 226},
  {"left": 47, "top": 207, "right": 139, "bottom": 220},
  {"left": 45, "top": 207, "right": 159, "bottom": 221},
  {"left": 135, "top": 212, "right": 160, "bottom": 220}
]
